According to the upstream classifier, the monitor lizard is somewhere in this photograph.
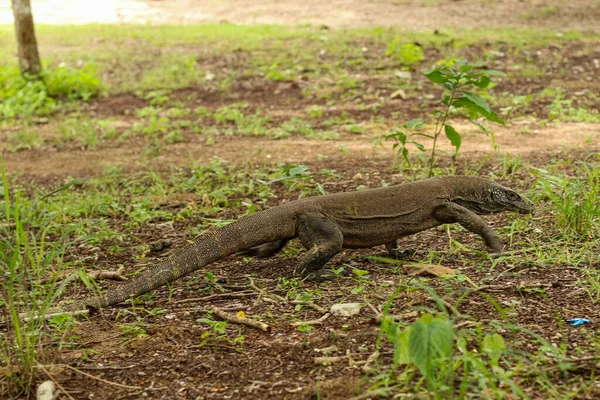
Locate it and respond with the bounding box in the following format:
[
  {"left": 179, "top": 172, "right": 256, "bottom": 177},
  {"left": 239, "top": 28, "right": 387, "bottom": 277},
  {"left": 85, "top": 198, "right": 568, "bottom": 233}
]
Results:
[{"left": 65, "top": 175, "right": 534, "bottom": 311}]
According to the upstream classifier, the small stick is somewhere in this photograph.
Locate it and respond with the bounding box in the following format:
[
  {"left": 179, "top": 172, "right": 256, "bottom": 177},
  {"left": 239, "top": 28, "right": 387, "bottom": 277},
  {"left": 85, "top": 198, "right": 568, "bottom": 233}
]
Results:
[
  {"left": 88, "top": 266, "right": 127, "bottom": 281},
  {"left": 9, "top": 309, "right": 89, "bottom": 325},
  {"left": 39, "top": 363, "right": 142, "bottom": 390},
  {"left": 210, "top": 306, "right": 270, "bottom": 332},
  {"left": 454, "top": 320, "right": 478, "bottom": 329},
  {"left": 248, "top": 277, "right": 286, "bottom": 302},
  {"left": 361, "top": 350, "right": 379, "bottom": 373},
  {"left": 291, "top": 313, "right": 330, "bottom": 327},
  {"left": 36, "top": 363, "right": 74, "bottom": 400},
  {"left": 313, "top": 355, "right": 348, "bottom": 365},
  {"left": 290, "top": 300, "right": 328, "bottom": 314}
]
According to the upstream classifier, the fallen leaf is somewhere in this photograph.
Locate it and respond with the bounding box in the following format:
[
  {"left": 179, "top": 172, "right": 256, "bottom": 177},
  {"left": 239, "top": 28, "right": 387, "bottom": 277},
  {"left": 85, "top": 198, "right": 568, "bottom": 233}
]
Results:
[
  {"left": 235, "top": 311, "right": 246, "bottom": 318},
  {"left": 403, "top": 264, "right": 456, "bottom": 277}
]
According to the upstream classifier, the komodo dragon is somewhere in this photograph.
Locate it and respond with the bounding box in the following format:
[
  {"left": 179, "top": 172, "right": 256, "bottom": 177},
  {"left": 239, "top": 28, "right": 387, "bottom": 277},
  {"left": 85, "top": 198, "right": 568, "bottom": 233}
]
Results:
[{"left": 68, "top": 176, "right": 533, "bottom": 311}]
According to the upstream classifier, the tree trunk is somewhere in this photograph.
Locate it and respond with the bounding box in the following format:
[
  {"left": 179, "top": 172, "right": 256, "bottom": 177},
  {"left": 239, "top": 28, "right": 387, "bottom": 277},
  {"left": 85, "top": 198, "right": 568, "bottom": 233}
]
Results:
[{"left": 11, "top": 0, "right": 42, "bottom": 76}]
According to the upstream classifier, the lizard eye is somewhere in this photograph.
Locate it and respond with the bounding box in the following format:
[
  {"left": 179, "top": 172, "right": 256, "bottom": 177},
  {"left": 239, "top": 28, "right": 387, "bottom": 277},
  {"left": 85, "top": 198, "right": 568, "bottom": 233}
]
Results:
[{"left": 506, "top": 191, "right": 519, "bottom": 201}]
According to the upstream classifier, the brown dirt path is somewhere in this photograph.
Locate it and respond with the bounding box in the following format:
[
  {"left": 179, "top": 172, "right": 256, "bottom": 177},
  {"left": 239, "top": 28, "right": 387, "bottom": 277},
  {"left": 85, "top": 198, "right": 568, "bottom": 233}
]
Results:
[{"left": 4, "top": 122, "right": 599, "bottom": 179}]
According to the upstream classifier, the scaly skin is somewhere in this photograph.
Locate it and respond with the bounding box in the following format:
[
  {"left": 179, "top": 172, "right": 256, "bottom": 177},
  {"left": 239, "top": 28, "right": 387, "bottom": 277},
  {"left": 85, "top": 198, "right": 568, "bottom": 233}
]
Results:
[{"left": 68, "top": 176, "right": 533, "bottom": 311}]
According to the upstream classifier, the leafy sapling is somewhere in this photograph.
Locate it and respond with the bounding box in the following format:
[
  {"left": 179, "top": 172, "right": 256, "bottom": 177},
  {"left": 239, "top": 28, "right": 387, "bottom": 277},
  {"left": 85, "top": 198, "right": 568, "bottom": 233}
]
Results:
[{"left": 387, "top": 60, "right": 506, "bottom": 177}]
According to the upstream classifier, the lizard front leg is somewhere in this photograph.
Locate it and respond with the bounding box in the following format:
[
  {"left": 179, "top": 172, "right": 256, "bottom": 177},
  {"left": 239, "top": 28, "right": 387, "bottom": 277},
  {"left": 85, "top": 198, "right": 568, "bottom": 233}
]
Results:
[
  {"left": 296, "top": 212, "right": 344, "bottom": 280},
  {"left": 384, "top": 241, "right": 417, "bottom": 259},
  {"left": 434, "top": 202, "right": 503, "bottom": 253}
]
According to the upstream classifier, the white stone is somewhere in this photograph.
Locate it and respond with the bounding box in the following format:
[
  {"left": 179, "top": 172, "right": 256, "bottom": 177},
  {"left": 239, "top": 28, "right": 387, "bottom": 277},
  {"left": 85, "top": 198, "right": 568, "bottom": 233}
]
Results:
[{"left": 330, "top": 303, "right": 362, "bottom": 317}]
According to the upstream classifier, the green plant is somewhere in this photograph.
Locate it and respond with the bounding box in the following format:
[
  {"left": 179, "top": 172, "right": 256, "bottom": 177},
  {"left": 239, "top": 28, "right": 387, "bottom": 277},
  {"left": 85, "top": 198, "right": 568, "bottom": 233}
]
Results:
[
  {"left": 0, "top": 157, "right": 81, "bottom": 397},
  {"left": 533, "top": 163, "right": 600, "bottom": 238},
  {"left": 0, "top": 62, "right": 104, "bottom": 119},
  {"left": 387, "top": 60, "right": 505, "bottom": 177},
  {"left": 386, "top": 40, "right": 424, "bottom": 67},
  {"left": 547, "top": 97, "right": 600, "bottom": 122}
]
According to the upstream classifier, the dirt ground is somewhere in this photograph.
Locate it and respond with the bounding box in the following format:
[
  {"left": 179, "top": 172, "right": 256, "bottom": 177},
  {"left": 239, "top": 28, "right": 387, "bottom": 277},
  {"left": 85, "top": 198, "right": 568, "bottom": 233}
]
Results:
[
  {"left": 2, "top": 1, "right": 600, "bottom": 399},
  {"left": 2, "top": 0, "right": 600, "bottom": 32}
]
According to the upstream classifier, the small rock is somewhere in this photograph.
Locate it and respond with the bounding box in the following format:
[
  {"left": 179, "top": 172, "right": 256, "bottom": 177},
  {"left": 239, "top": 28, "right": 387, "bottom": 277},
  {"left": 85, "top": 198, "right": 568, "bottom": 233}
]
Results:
[
  {"left": 331, "top": 303, "right": 362, "bottom": 317},
  {"left": 352, "top": 172, "right": 363, "bottom": 181},
  {"left": 593, "top": 59, "right": 599, "bottom": 69},
  {"left": 390, "top": 89, "right": 408, "bottom": 100},
  {"left": 424, "top": 94, "right": 436, "bottom": 100},
  {"left": 395, "top": 70, "right": 412, "bottom": 80},
  {"left": 36, "top": 381, "right": 57, "bottom": 400},
  {"left": 205, "top": 72, "right": 215, "bottom": 81},
  {"left": 488, "top": 50, "right": 505, "bottom": 58}
]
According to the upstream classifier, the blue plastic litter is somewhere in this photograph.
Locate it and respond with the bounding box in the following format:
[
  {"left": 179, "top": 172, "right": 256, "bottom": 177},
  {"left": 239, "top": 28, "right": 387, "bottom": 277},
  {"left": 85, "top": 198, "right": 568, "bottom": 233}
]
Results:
[{"left": 566, "top": 318, "right": 590, "bottom": 326}]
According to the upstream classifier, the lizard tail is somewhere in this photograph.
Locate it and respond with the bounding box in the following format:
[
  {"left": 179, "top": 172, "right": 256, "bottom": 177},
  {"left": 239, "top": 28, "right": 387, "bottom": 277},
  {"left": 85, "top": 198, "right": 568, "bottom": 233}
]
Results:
[{"left": 78, "top": 206, "right": 297, "bottom": 309}]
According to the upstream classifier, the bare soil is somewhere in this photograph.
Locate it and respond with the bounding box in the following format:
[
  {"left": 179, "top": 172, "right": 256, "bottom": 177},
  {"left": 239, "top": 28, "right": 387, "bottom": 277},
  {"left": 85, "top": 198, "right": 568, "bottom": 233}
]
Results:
[{"left": 3, "top": 0, "right": 600, "bottom": 32}]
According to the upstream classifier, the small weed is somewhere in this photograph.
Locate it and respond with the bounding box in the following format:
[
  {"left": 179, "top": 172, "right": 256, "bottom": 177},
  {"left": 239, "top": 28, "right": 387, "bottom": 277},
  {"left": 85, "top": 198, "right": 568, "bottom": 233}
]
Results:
[
  {"left": 386, "top": 40, "right": 424, "bottom": 67},
  {"left": 0, "top": 157, "right": 82, "bottom": 397},
  {"left": 0, "top": 62, "right": 104, "bottom": 119},
  {"left": 532, "top": 161, "right": 600, "bottom": 238},
  {"left": 387, "top": 60, "right": 505, "bottom": 178},
  {"left": 548, "top": 97, "right": 600, "bottom": 122}
]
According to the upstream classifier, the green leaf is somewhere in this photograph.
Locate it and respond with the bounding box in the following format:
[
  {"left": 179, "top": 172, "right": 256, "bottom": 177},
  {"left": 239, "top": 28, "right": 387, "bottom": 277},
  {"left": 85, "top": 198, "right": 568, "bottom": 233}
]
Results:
[
  {"left": 405, "top": 118, "right": 425, "bottom": 129},
  {"left": 473, "top": 75, "right": 491, "bottom": 88},
  {"left": 444, "top": 125, "right": 461, "bottom": 152},
  {"left": 409, "top": 314, "right": 454, "bottom": 382},
  {"left": 481, "top": 69, "right": 506, "bottom": 77},
  {"left": 460, "top": 64, "right": 474, "bottom": 73},
  {"left": 482, "top": 333, "right": 506, "bottom": 366},
  {"left": 468, "top": 118, "right": 487, "bottom": 132},
  {"left": 425, "top": 68, "right": 448, "bottom": 84},
  {"left": 394, "top": 326, "right": 412, "bottom": 365},
  {"left": 452, "top": 97, "right": 505, "bottom": 125},
  {"left": 285, "top": 165, "right": 309, "bottom": 177},
  {"left": 410, "top": 141, "right": 426, "bottom": 152},
  {"left": 461, "top": 91, "right": 490, "bottom": 112}
]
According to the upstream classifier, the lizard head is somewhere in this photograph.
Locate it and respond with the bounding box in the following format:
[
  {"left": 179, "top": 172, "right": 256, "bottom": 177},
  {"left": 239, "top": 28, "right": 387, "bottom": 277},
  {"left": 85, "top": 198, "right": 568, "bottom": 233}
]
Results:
[{"left": 484, "top": 182, "right": 534, "bottom": 214}]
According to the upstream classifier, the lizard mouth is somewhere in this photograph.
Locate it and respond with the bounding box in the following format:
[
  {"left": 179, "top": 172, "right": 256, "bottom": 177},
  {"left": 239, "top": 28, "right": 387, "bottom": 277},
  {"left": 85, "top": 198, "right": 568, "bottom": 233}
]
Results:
[{"left": 516, "top": 200, "right": 535, "bottom": 214}]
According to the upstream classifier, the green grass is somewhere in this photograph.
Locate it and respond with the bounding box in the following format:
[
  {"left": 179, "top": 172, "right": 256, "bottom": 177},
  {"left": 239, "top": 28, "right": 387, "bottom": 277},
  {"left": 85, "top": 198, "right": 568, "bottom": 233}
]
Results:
[{"left": 1, "top": 24, "right": 597, "bottom": 95}]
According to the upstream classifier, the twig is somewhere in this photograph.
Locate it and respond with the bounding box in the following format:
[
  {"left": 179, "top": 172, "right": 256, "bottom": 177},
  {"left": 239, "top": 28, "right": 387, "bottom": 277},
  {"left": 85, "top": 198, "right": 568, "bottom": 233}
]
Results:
[
  {"left": 488, "top": 265, "right": 520, "bottom": 282},
  {"left": 74, "top": 364, "right": 136, "bottom": 371},
  {"left": 290, "top": 300, "right": 328, "bottom": 314},
  {"left": 291, "top": 313, "right": 331, "bottom": 327},
  {"left": 88, "top": 266, "right": 127, "bottom": 281},
  {"left": 45, "top": 364, "right": 142, "bottom": 390},
  {"left": 313, "top": 355, "right": 349, "bottom": 365},
  {"left": 248, "top": 276, "right": 286, "bottom": 302},
  {"left": 10, "top": 309, "right": 89, "bottom": 325},
  {"left": 464, "top": 284, "right": 512, "bottom": 295},
  {"left": 210, "top": 305, "right": 271, "bottom": 332},
  {"left": 36, "top": 363, "right": 75, "bottom": 400},
  {"left": 361, "top": 350, "right": 379, "bottom": 373},
  {"left": 348, "top": 387, "right": 395, "bottom": 400},
  {"left": 454, "top": 320, "right": 478, "bottom": 329}
]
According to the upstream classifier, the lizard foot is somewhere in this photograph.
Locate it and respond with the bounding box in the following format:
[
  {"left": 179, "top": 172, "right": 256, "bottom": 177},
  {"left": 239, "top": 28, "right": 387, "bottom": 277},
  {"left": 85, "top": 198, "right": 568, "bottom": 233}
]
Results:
[{"left": 387, "top": 249, "right": 417, "bottom": 260}]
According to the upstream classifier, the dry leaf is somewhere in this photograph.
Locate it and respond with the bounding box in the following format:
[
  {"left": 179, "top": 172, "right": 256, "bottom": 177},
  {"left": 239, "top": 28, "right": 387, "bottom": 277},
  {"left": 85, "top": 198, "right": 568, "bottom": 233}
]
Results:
[
  {"left": 235, "top": 311, "right": 246, "bottom": 319},
  {"left": 403, "top": 264, "right": 457, "bottom": 277}
]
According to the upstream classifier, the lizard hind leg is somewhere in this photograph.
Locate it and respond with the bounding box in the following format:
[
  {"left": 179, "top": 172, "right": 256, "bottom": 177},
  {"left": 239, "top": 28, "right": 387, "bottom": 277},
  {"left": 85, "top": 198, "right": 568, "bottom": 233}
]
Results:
[
  {"left": 296, "top": 212, "right": 344, "bottom": 280},
  {"left": 239, "top": 239, "right": 289, "bottom": 258},
  {"left": 384, "top": 241, "right": 417, "bottom": 260}
]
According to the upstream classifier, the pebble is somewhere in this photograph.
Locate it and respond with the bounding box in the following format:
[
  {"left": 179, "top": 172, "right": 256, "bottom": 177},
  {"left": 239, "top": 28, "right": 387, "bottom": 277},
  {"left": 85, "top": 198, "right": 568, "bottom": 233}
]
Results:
[{"left": 330, "top": 303, "right": 362, "bottom": 317}]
